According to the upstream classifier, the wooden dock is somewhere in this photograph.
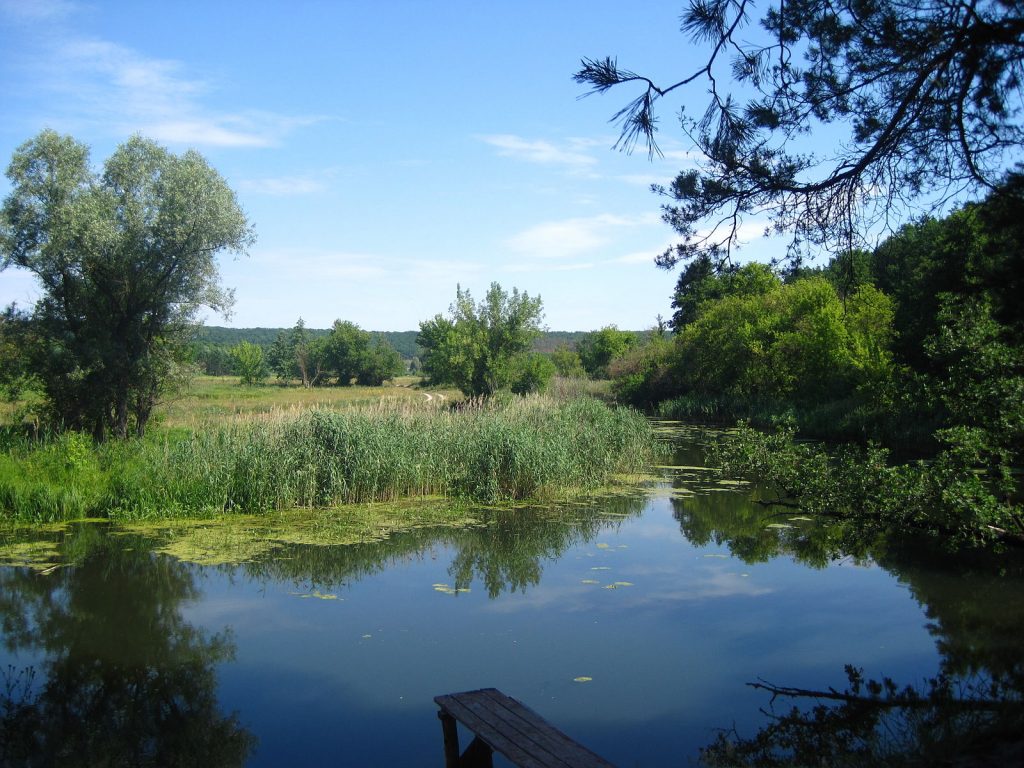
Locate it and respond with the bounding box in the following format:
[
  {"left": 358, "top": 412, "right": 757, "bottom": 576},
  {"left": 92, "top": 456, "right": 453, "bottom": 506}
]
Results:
[{"left": 434, "top": 688, "right": 617, "bottom": 768}]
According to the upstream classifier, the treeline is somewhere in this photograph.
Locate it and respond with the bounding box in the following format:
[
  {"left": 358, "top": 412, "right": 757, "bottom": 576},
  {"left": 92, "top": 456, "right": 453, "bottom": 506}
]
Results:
[
  {"left": 217, "top": 319, "right": 405, "bottom": 388},
  {"left": 596, "top": 179, "right": 1024, "bottom": 545},
  {"left": 191, "top": 325, "right": 642, "bottom": 380}
]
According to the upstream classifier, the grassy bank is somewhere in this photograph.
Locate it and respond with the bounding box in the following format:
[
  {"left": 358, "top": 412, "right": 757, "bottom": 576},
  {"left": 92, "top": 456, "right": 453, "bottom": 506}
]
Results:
[{"left": 0, "top": 394, "right": 657, "bottom": 522}]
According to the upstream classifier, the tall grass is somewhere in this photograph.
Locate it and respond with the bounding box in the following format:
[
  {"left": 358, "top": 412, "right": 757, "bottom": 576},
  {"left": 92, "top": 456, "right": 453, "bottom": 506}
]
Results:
[{"left": 0, "top": 395, "right": 657, "bottom": 521}]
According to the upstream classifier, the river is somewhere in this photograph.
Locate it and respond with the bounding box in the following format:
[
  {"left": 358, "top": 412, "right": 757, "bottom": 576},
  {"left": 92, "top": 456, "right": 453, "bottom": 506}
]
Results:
[{"left": 1, "top": 424, "right": 1020, "bottom": 766}]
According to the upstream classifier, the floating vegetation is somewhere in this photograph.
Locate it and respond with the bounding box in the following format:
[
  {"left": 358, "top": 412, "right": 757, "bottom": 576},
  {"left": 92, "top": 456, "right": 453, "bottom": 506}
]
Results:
[
  {"left": 573, "top": 677, "right": 593, "bottom": 683},
  {"left": 766, "top": 523, "right": 795, "bottom": 530},
  {"left": 292, "top": 590, "right": 340, "bottom": 600},
  {"left": 0, "top": 540, "right": 61, "bottom": 570},
  {"left": 603, "top": 581, "right": 634, "bottom": 589},
  {"left": 581, "top": 579, "right": 600, "bottom": 585},
  {"left": 432, "top": 583, "right": 470, "bottom": 595},
  {"left": 596, "top": 543, "right": 610, "bottom": 549}
]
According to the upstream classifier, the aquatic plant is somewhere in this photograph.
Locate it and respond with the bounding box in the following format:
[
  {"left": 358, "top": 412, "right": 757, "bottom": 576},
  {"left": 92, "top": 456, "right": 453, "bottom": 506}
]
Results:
[{"left": 0, "top": 395, "right": 657, "bottom": 520}]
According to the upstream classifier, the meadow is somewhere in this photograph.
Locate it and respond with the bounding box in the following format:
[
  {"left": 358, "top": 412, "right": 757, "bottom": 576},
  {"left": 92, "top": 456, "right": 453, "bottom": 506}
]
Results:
[{"left": 0, "top": 377, "right": 654, "bottom": 522}]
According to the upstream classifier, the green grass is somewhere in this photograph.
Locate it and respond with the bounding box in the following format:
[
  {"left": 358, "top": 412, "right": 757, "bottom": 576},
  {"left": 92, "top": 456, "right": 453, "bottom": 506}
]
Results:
[{"left": 0, "top": 393, "right": 658, "bottom": 522}]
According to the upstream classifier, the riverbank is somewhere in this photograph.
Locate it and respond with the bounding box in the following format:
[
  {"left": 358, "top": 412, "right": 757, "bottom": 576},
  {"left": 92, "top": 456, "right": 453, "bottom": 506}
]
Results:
[{"left": 0, "top": 393, "right": 658, "bottom": 522}]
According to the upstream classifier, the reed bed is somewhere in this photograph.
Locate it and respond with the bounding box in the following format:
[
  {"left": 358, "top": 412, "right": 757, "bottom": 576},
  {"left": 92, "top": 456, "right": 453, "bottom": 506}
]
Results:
[{"left": 0, "top": 395, "right": 657, "bottom": 521}]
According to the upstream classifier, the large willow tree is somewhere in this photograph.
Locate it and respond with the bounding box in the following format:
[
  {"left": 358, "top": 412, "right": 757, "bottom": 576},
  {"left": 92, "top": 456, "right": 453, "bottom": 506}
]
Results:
[{"left": 1, "top": 130, "right": 254, "bottom": 438}]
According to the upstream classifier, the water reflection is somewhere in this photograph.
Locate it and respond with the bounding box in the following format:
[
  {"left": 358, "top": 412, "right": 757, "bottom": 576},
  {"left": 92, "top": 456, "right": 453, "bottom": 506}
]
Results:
[
  {"left": 0, "top": 524, "right": 255, "bottom": 766},
  {"left": 659, "top": 430, "right": 1024, "bottom": 766},
  {"left": 235, "top": 494, "right": 648, "bottom": 599},
  {"left": 0, "top": 426, "right": 1021, "bottom": 766}
]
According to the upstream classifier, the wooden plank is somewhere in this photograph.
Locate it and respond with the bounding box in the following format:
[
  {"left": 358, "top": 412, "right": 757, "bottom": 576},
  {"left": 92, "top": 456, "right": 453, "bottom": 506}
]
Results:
[
  {"left": 434, "top": 688, "right": 616, "bottom": 768},
  {"left": 472, "top": 689, "right": 613, "bottom": 768}
]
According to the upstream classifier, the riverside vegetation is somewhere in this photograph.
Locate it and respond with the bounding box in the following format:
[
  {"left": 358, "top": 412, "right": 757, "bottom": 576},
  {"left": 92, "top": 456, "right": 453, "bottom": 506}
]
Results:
[{"left": 0, "top": 386, "right": 656, "bottom": 522}]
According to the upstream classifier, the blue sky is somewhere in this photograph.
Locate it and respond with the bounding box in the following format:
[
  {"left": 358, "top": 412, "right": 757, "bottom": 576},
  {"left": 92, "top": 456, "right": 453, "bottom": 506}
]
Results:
[{"left": 0, "top": 0, "right": 784, "bottom": 331}]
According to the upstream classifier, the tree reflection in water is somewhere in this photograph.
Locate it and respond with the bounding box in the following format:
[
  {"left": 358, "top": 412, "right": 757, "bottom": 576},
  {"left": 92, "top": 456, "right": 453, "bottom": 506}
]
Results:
[
  {"left": 0, "top": 524, "right": 255, "bottom": 767},
  {"left": 669, "top": 489, "right": 1024, "bottom": 766}
]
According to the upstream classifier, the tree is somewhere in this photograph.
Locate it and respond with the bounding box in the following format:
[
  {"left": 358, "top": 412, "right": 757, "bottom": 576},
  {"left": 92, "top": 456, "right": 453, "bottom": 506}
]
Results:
[
  {"left": 229, "top": 341, "right": 267, "bottom": 386},
  {"left": 577, "top": 325, "right": 638, "bottom": 378},
  {"left": 0, "top": 131, "right": 253, "bottom": 438},
  {"left": 0, "top": 304, "right": 33, "bottom": 401},
  {"left": 268, "top": 318, "right": 326, "bottom": 387},
  {"left": 322, "top": 320, "right": 371, "bottom": 386},
  {"left": 575, "top": 1, "right": 1024, "bottom": 268},
  {"left": 356, "top": 342, "right": 404, "bottom": 386},
  {"left": 670, "top": 258, "right": 778, "bottom": 331},
  {"left": 417, "top": 283, "right": 545, "bottom": 396},
  {"left": 549, "top": 345, "right": 586, "bottom": 378}
]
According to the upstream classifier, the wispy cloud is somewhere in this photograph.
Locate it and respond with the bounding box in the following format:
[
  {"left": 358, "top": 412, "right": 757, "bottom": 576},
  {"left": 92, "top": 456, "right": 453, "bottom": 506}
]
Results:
[
  {"left": 253, "top": 249, "right": 389, "bottom": 280},
  {"left": 0, "top": 0, "right": 76, "bottom": 21},
  {"left": 505, "top": 212, "right": 661, "bottom": 260},
  {"left": 23, "top": 25, "right": 319, "bottom": 148},
  {"left": 479, "top": 134, "right": 597, "bottom": 168},
  {"left": 237, "top": 174, "right": 329, "bottom": 196}
]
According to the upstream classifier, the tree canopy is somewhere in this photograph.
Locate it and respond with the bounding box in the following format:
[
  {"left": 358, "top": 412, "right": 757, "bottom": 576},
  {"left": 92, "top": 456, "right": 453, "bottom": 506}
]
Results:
[
  {"left": 417, "top": 283, "right": 548, "bottom": 396},
  {"left": 575, "top": 0, "right": 1024, "bottom": 268},
  {"left": 1, "top": 130, "right": 253, "bottom": 438}
]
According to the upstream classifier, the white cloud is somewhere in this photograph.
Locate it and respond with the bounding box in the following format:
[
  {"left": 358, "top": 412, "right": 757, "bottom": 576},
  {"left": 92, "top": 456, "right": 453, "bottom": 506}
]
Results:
[
  {"left": 505, "top": 212, "right": 661, "bottom": 260},
  {"left": 478, "top": 134, "right": 597, "bottom": 167},
  {"left": 252, "top": 249, "right": 389, "bottom": 280},
  {"left": 0, "top": 0, "right": 76, "bottom": 21},
  {"left": 609, "top": 249, "right": 663, "bottom": 266},
  {"left": 31, "top": 33, "right": 319, "bottom": 149},
  {"left": 237, "top": 175, "right": 327, "bottom": 196}
]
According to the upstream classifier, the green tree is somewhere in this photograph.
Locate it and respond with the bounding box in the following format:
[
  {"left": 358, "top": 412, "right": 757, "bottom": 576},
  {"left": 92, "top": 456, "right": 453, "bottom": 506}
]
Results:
[
  {"left": 507, "top": 352, "right": 557, "bottom": 395},
  {"left": 670, "top": 259, "right": 778, "bottom": 332},
  {"left": 268, "top": 318, "right": 326, "bottom": 387},
  {"left": 578, "top": 325, "right": 638, "bottom": 379},
  {"left": 229, "top": 341, "right": 267, "bottom": 386},
  {"left": 0, "top": 131, "right": 253, "bottom": 438},
  {"left": 549, "top": 345, "right": 586, "bottom": 378},
  {"left": 417, "top": 283, "right": 545, "bottom": 396},
  {"left": 322, "top": 320, "right": 371, "bottom": 386},
  {"left": 677, "top": 277, "right": 894, "bottom": 403},
  {"left": 576, "top": 1, "right": 1024, "bottom": 267},
  {"left": 356, "top": 342, "right": 404, "bottom": 386},
  {"left": 0, "top": 304, "right": 33, "bottom": 400}
]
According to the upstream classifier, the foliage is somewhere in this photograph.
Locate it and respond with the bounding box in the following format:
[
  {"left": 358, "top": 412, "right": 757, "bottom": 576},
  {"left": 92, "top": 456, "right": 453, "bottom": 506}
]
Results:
[
  {"left": 265, "top": 318, "right": 403, "bottom": 388},
  {"left": 268, "top": 318, "right": 327, "bottom": 387},
  {"left": 577, "top": 325, "right": 638, "bottom": 379},
  {"left": 576, "top": 0, "right": 1024, "bottom": 266},
  {"left": 0, "top": 396, "right": 657, "bottom": 519},
  {"left": 712, "top": 423, "right": 1024, "bottom": 547},
  {"left": 417, "top": 283, "right": 546, "bottom": 396},
  {"left": 355, "top": 342, "right": 404, "bottom": 386},
  {"left": 608, "top": 334, "right": 681, "bottom": 409},
  {"left": 506, "top": 352, "right": 556, "bottom": 395},
  {"left": 549, "top": 345, "right": 586, "bottom": 378},
  {"left": 229, "top": 341, "right": 267, "bottom": 386},
  {"left": 670, "top": 258, "right": 778, "bottom": 331},
  {"left": 0, "top": 305, "right": 33, "bottom": 400},
  {"left": 0, "top": 130, "right": 253, "bottom": 439},
  {"left": 677, "top": 277, "right": 895, "bottom": 404}
]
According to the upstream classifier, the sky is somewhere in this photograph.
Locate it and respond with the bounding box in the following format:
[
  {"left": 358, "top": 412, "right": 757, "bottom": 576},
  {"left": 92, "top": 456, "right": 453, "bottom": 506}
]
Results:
[{"left": 0, "top": 0, "right": 787, "bottom": 331}]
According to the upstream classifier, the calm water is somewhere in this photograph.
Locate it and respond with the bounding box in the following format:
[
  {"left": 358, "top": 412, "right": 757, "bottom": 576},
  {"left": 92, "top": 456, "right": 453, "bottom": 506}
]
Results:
[{"left": 1, "top": 426, "right": 1021, "bottom": 766}]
